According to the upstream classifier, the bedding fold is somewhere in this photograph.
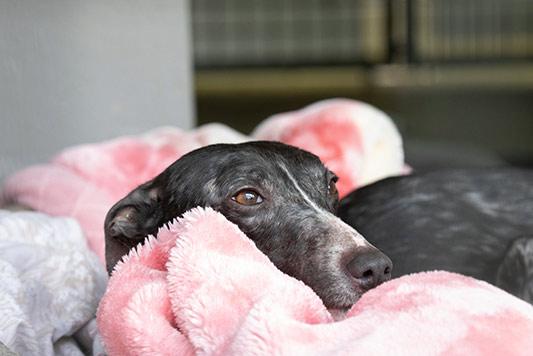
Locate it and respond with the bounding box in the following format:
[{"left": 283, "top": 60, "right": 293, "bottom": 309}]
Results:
[{"left": 0, "top": 125, "right": 250, "bottom": 263}]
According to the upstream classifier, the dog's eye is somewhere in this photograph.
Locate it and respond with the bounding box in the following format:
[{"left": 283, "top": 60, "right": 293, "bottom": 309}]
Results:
[
  {"left": 232, "top": 190, "right": 264, "bottom": 206},
  {"left": 328, "top": 177, "right": 339, "bottom": 196}
]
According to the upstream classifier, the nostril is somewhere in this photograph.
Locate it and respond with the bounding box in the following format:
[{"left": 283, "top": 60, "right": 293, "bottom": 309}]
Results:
[
  {"left": 346, "top": 248, "right": 393, "bottom": 289},
  {"left": 362, "top": 269, "right": 373, "bottom": 279}
]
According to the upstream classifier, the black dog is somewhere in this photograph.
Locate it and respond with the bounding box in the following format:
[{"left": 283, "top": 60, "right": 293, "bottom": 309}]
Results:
[
  {"left": 338, "top": 168, "right": 533, "bottom": 303},
  {"left": 105, "top": 141, "right": 392, "bottom": 310}
]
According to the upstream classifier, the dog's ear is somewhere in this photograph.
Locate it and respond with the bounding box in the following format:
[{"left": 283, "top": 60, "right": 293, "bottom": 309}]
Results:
[{"left": 104, "top": 180, "right": 165, "bottom": 272}]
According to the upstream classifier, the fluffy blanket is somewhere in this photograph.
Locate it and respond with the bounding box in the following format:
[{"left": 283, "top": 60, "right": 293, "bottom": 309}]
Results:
[
  {"left": 98, "top": 207, "right": 533, "bottom": 355},
  {"left": 1, "top": 99, "right": 406, "bottom": 264},
  {"left": 0, "top": 210, "right": 107, "bottom": 355},
  {"left": 0, "top": 124, "right": 249, "bottom": 263}
]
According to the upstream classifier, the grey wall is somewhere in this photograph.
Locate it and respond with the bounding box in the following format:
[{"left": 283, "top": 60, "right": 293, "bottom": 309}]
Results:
[{"left": 0, "top": 0, "right": 194, "bottom": 181}]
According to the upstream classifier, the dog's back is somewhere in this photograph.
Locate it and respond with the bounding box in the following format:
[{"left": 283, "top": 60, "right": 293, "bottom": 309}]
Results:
[{"left": 338, "top": 168, "right": 533, "bottom": 302}]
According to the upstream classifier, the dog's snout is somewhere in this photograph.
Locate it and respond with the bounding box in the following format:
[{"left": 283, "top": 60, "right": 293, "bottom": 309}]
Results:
[{"left": 346, "top": 248, "right": 393, "bottom": 290}]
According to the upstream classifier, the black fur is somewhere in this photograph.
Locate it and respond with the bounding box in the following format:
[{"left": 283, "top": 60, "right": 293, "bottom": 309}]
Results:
[
  {"left": 105, "top": 141, "right": 392, "bottom": 309},
  {"left": 338, "top": 168, "right": 533, "bottom": 303}
]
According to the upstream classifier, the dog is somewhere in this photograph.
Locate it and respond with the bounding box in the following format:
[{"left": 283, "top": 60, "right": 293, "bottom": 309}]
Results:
[
  {"left": 338, "top": 168, "right": 533, "bottom": 303},
  {"left": 104, "top": 141, "right": 392, "bottom": 310}
]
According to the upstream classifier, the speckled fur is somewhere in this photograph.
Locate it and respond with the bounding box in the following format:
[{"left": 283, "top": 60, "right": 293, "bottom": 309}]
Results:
[{"left": 339, "top": 168, "right": 533, "bottom": 302}]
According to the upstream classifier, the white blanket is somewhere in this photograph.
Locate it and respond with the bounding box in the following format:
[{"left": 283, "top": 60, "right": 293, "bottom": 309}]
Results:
[{"left": 0, "top": 211, "right": 107, "bottom": 355}]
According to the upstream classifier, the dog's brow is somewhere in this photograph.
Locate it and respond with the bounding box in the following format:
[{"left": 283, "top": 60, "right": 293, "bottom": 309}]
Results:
[
  {"left": 280, "top": 163, "right": 370, "bottom": 248},
  {"left": 279, "top": 164, "right": 322, "bottom": 213}
]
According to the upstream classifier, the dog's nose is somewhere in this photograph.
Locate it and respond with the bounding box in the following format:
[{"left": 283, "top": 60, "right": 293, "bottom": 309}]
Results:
[{"left": 346, "top": 248, "right": 392, "bottom": 290}]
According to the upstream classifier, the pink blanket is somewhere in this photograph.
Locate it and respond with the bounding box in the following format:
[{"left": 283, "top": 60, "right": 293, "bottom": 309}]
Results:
[
  {"left": 0, "top": 125, "right": 248, "bottom": 262},
  {"left": 98, "top": 207, "right": 533, "bottom": 355}
]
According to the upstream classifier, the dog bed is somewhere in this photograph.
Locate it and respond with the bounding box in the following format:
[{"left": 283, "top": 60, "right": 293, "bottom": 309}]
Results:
[{"left": 3, "top": 99, "right": 523, "bottom": 355}]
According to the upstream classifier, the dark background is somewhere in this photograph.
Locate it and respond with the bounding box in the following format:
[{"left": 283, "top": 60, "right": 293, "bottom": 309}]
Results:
[{"left": 192, "top": 0, "right": 533, "bottom": 170}]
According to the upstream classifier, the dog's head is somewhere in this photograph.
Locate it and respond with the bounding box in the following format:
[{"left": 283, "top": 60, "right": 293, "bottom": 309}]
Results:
[{"left": 105, "top": 141, "right": 392, "bottom": 309}]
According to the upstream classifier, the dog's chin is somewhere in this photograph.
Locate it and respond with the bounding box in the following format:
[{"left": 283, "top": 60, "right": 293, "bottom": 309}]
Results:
[
  {"left": 320, "top": 280, "right": 374, "bottom": 321},
  {"left": 328, "top": 308, "right": 350, "bottom": 321},
  {"left": 321, "top": 291, "right": 363, "bottom": 321}
]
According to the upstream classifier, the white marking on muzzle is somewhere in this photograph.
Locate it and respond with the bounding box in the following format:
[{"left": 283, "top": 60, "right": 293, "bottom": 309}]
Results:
[{"left": 279, "top": 164, "right": 369, "bottom": 247}]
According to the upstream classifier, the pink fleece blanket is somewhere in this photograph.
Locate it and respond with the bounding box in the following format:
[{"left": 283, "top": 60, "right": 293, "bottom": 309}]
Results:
[
  {"left": 0, "top": 125, "right": 248, "bottom": 262},
  {"left": 97, "top": 207, "right": 533, "bottom": 355},
  {"left": 1, "top": 99, "right": 406, "bottom": 263}
]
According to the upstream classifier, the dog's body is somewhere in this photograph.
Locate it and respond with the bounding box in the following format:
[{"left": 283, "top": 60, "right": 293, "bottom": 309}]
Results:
[
  {"left": 105, "top": 141, "right": 392, "bottom": 309},
  {"left": 338, "top": 168, "right": 533, "bottom": 302}
]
